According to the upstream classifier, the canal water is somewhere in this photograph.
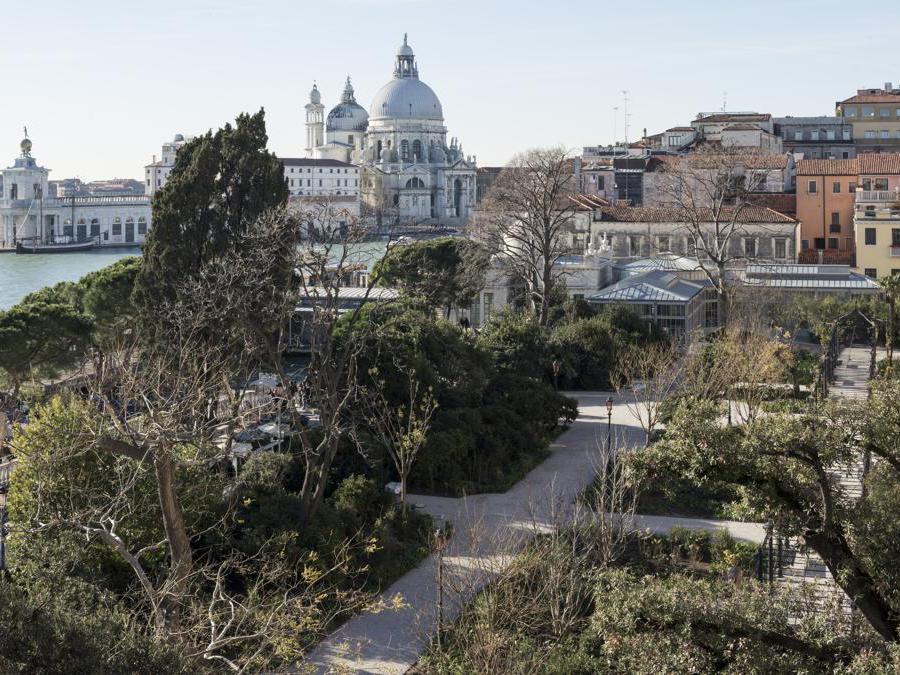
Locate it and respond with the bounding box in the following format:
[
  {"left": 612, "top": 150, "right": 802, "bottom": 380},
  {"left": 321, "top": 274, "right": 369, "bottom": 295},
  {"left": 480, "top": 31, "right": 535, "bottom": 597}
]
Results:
[
  {"left": 0, "top": 240, "right": 390, "bottom": 310},
  {"left": 0, "top": 248, "right": 140, "bottom": 309}
]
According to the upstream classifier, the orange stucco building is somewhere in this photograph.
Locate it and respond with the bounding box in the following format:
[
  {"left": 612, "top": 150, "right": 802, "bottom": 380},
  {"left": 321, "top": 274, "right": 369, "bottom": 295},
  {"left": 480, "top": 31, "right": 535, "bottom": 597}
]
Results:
[{"left": 796, "top": 158, "right": 859, "bottom": 264}]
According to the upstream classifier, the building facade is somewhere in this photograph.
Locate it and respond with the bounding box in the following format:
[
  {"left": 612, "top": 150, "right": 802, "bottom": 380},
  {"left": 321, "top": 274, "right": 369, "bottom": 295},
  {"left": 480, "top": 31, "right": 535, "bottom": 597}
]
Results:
[
  {"left": 774, "top": 117, "right": 855, "bottom": 160},
  {"left": 854, "top": 154, "right": 900, "bottom": 279},
  {"left": 144, "top": 134, "right": 193, "bottom": 196},
  {"left": 575, "top": 204, "right": 797, "bottom": 263},
  {"left": 836, "top": 84, "right": 900, "bottom": 153},
  {"left": 282, "top": 158, "right": 360, "bottom": 199},
  {"left": 795, "top": 158, "right": 859, "bottom": 264},
  {"left": 305, "top": 36, "right": 477, "bottom": 226},
  {"left": 2, "top": 135, "right": 151, "bottom": 249}
]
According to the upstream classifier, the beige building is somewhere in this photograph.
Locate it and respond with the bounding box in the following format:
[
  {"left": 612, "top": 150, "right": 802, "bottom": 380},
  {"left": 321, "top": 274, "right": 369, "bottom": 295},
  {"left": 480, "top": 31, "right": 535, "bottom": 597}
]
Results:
[
  {"left": 836, "top": 84, "right": 900, "bottom": 153},
  {"left": 853, "top": 154, "right": 900, "bottom": 279}
]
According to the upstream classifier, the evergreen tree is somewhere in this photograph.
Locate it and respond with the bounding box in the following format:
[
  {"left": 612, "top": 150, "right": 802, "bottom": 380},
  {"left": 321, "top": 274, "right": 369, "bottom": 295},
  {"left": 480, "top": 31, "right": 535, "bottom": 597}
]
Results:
[{"left": 133, "top": 109, "right": 289, "bottom": 343}]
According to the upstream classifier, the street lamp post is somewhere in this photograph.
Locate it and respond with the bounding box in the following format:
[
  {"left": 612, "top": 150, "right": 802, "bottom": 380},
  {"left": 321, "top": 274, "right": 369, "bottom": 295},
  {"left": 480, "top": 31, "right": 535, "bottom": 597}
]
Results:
[{"left": 435, "top": 527, "right": 447, "bottom": 649}]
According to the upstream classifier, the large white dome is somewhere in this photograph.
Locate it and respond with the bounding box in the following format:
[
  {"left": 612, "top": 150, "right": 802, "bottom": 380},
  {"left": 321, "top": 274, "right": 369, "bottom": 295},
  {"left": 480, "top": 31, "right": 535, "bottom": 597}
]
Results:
[
  {"left": 370, "top": 78, "right": 443, "bottom": 121},
  {"left": 368, "top": 35, "right": 444, "bottom": 122}
]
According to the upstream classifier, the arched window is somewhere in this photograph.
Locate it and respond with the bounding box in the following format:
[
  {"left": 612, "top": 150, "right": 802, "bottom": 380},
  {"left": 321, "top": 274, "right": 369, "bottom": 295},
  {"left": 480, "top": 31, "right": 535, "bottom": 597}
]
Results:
[
  {"left": 405, "top": 177, "right": 425, "bottom": 189},
  {"left": 112, "top": 217, "right": 122, "bottom": 235},
  {"left": 76, "top": 218, "right": 87, "bottom": 241},
  {"left": 401, "top": 139, "right": 409, "bottom": 161},
  {"left": 90, "top": 218, "right": 100, "bottom": 237},
  {"left": 63, "top": 218, "right": 74, "bottom": 238},
  {"left": 376, "top": 140, "right": 383, "bottom": 158},
  {"left": 412, "top": 140, "right": 422, "bottom": 161},
  {"left": 137, "top": 217, "right": 147, "bottom": 235},
  {"left": 393, "top": 193, "right": 400, "bottom": 206}
]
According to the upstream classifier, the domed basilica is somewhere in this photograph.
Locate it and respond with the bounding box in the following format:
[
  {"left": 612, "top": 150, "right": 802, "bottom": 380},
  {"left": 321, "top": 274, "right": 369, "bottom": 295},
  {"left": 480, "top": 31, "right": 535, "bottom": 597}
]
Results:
[{"left": 305, "top": 35, "right": 477, "bottom": 225}]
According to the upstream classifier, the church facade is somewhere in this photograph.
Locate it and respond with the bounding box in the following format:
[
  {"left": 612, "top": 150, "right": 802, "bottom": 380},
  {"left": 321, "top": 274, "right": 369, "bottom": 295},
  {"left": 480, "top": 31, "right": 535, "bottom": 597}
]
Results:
[{"left": 305, "top": 36, "right": 477, "bottom": 226}]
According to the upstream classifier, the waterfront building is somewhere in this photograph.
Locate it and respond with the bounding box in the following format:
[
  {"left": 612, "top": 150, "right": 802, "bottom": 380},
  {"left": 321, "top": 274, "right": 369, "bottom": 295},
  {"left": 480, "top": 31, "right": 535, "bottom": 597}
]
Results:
[
  {"left": 283, "top": 158, "right": 360, "bottom": 199},
  {"left": 1, "top": 134, "right": 151, "bottom": 249},
  {"left": 305, "top": 35, "right": 477, "bottom": 226},
  {"left": 144, "top": 134, "right": 194, "bottom": 196},
  {"left": 835, "top": 84, "right": 900, "bottom": 154}
]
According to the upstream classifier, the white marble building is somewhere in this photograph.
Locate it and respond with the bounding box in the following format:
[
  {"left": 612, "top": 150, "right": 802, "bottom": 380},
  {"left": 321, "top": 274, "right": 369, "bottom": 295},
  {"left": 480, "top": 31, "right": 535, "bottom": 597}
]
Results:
[
  {"left": 144, "top": 134, "right": 193, "bottom": 196},
  {"left": 2, "top": 134, "right": 151, "bottom": 249},
  {"left": 306, "top": 35, "right": 477, "bottom": 226}
]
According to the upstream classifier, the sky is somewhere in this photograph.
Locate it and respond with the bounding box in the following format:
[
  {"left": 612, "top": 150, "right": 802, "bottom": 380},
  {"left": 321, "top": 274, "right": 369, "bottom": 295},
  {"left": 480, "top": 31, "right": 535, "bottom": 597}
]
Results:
[{"left": 1, "top": 0, "right": 896, "bottom": 181}]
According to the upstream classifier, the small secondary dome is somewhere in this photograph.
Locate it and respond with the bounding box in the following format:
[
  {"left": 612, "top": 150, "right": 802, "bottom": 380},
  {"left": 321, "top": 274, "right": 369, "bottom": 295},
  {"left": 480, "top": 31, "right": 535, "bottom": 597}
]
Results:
[
  {"left": 309, "top": 83, "right": 321, "bottom": 105},
  {"left": 326, "top": 77, "right": 369, "bottom": 132}
]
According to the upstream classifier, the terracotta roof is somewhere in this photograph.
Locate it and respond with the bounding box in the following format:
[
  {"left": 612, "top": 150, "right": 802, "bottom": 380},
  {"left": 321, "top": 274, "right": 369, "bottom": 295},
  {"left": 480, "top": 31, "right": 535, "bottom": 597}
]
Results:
[
  {"left": 657, "top": 153, "right": 789, "bottom": 170},
  {"left": 281, "top": 158, "right": 355, "bottom": 167},
  {"left": 695, "top": 113, "right": 772, "bottom": 123},
  {"left": 858, "top": 153, "right": 900, "bottom": 174},
  {"left": 839, "top": 93, "right": 900, "bottom": 104},
  {"left": 599, "top": 205, "right": 796, "bottom": 224},
  {"left": 745, "top": 193, "right": 797, "bottom": 217},
  {"left": 582, "top": 159, "right": 614, "bottom": 170},
  {"left": 568, "top": 194, "right": 610, "bottom": 210},
  {"left": 796, "top": 158, "right": 859, "bottom": 176}
]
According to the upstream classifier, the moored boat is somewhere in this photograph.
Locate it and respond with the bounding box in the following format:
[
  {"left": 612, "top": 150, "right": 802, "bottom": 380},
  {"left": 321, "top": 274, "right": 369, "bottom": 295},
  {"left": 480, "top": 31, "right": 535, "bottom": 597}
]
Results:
[{"left": 15, "top": 239, "right": 97, "bottom": 254}]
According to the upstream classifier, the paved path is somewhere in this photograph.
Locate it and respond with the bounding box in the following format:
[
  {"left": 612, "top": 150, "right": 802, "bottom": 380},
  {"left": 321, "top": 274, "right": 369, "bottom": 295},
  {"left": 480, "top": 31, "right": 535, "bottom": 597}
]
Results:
[{"left": 303, "top": 393, "right": 765, "bottom": 674}]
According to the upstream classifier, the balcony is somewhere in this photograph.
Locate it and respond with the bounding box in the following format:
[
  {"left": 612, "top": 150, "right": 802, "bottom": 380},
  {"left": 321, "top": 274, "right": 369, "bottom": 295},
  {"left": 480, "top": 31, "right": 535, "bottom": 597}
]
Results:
[
  {"left": 891, "top": 245, "right": 900, "bottom": 258},
  {"left": 858, "top": 190, "right": 899, "bottom": 202}
]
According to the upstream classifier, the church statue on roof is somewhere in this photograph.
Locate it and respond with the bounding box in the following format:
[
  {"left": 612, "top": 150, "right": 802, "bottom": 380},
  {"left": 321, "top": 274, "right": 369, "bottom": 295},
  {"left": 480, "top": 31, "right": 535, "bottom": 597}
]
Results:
[{"left": 304, "top": 35, "right": 477, "bottom": 226}]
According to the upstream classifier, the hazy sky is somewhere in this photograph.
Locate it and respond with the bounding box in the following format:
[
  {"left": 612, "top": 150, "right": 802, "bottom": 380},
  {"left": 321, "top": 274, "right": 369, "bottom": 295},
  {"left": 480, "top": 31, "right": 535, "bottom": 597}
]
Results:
[{"left": 1, "top": 0, "right": 896, "bottom": 181}]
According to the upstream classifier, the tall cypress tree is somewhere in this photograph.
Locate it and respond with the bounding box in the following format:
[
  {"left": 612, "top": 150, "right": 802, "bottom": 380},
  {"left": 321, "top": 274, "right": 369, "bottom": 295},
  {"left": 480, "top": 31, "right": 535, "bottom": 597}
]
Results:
[{"left": 134, "top": 109, "right": 289, "bottom": 342}]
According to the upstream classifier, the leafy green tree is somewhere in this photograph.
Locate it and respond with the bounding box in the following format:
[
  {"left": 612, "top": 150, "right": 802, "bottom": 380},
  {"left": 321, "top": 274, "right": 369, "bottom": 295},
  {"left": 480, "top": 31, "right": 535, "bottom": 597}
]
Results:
[
  {"left": 134, "top": 109, "right": 289, "bottom": 345},
  {"left": 372, "top": 236, "right": 489, "bottom": 317},
  {"left": 79, "top": 256, "right": 142, "bottom": 342},
  {"left": 0, "top": 297, "right": 92, "bottom": 397},
  {"left": 477, "top": 308, "right": 551, "bottom": 380},
  {"left": 656, "top": 393, "right": 900, "bottom": 642},
  {"left": 879, "top": 274, "right": 900, "bottom": 371},
  {"left": 0, "top": 577, "right": 192, "bottom": 674}
]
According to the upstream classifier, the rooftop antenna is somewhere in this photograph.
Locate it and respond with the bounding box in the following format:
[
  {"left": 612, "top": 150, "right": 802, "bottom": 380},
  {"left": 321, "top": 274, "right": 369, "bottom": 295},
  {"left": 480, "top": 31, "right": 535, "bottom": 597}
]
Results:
[
  {"left": 722, "top": 91, "right": 728, "bottom": 113},
  {"left": 621, "top": 90, "right": 630, "bottom": 204},
  {"left": 612, "top": 106, "right": 618, "bottom": 149}
]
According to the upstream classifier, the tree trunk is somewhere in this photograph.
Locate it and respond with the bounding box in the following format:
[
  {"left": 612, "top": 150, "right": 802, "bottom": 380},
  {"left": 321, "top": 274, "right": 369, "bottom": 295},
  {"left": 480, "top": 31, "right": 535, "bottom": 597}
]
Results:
[
  {"left": 804, "top": 529, "right": 899, "bottom": 642},
  {"left": 888, "top": 299, "right": 895, "bottom": 371},
  {"left": 154, "top": 449, "right": 193, "bottom": 632}
]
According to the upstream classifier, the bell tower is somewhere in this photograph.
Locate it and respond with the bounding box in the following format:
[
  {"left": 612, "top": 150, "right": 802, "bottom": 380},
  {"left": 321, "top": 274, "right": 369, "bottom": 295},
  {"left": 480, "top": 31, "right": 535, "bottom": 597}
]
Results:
[{"left": 305, "top": 83, "right": 325, "bottom": 157}]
